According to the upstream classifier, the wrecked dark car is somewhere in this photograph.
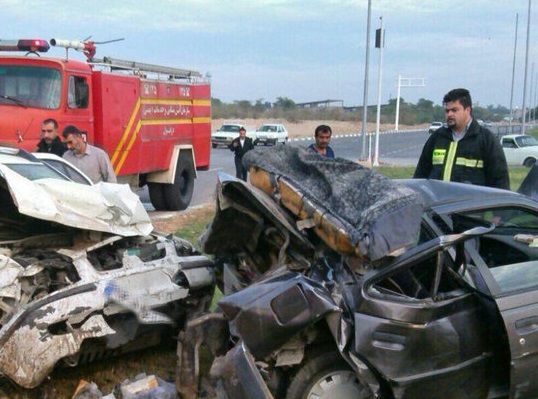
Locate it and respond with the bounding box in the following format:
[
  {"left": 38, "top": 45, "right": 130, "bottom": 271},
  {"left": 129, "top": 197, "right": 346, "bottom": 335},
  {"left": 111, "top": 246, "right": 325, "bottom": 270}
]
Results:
[
  {"left": 0, "top": 147, "right": 215, "bottom": 389},
  {"left": 178, "top": 146, "right": 538, "bottom": 399}
]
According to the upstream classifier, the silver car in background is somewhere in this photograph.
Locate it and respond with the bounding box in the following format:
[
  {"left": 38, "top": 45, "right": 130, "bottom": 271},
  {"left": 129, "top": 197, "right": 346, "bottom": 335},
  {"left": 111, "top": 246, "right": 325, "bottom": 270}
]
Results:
[{"left": 254, "top": 123, "right": 288, "bottom": 145}]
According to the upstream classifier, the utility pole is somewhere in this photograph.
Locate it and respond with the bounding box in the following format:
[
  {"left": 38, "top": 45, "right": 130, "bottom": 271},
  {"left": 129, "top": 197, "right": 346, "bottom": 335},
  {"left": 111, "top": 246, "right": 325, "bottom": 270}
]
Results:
[
  {"left": 532, "top": 71, "right": 538, "bottom": 124},
  {"left": 522, "top": 0, "right": 532, "bottom": 133},
  {"left": 360, "top": 0, "right": 372, "bottom": 160},
  {"left": 530, "top": 62, "right": 535, "bottom": 124},
  {"left": 509, "top": 13, "right": 519, "bottom": 129},
  {"left": 374, "top": 16, "right": 385, "bottom": 166}
]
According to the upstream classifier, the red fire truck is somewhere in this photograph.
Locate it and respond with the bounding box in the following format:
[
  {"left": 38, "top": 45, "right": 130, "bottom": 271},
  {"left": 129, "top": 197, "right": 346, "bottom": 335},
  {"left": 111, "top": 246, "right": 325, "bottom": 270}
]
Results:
[{"left": 0, "top": 38, "right": 211, "bottom": 211}]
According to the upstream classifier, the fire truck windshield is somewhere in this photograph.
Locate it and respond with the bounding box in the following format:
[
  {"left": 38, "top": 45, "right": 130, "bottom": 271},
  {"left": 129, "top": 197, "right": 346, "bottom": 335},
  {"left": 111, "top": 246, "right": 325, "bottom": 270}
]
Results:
[{"left": 0, "top": 66, "right": 61, "bottom": 109}]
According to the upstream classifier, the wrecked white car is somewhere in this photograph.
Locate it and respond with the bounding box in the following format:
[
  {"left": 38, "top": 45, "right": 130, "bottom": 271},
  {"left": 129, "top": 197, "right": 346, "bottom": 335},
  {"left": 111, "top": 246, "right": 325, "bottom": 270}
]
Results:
[
  {"left": 0, "top": 147, "right": 215, "bottom": 389},
  {"left": 178, "top": 146, "right": 538, "bottom": 399}
]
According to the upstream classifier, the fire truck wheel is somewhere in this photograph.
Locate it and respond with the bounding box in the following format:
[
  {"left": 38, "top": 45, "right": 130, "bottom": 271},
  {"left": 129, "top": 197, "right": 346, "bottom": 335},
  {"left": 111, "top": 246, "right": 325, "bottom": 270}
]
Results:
[
  {"left": 148, "top": 183, "right": 167, "bottom": 211},
  {"left": 163, "top": 153, "right": 195, "bottom": 211}
]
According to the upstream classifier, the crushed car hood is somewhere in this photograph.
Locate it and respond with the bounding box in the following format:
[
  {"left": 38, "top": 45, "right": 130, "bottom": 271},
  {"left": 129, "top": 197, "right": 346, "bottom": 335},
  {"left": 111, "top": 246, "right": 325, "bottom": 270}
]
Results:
[{"left": 0, "top": 164, "right": 152, "bottom": 237}]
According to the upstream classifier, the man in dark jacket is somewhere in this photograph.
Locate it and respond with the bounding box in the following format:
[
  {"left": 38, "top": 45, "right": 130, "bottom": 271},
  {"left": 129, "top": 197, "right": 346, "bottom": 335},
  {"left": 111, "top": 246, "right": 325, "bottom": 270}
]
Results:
[
  {"left": 414, "top": 88, "right": 509, "bottom": 190},
  {"left": 229, "top": 126, "right": 254, "bottom": 181},
  {"left": 36, "top": 118, "right": 67, "bottom": 156}
]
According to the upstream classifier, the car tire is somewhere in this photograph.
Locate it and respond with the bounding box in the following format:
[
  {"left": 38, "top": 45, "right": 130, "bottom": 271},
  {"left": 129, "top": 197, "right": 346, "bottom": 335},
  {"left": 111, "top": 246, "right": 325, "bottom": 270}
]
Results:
[
  {"left": 285, "top": 349, "right": 373, "bottom": 399},
  {"left": 162, "top": 153, "right": 195, "bottom": 211},
  {"left": 523, "top": 157, "right": 536, "bottom": 167},
  {"left": 212, "top": 143, "right": 218, "bottom": 149}
]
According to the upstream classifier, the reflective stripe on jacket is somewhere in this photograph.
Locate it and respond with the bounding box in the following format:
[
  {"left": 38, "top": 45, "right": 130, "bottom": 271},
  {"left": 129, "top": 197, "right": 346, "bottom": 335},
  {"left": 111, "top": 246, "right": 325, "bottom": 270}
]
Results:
[{"left": 413, "top": 119, "right": 510, "bottom": 190}]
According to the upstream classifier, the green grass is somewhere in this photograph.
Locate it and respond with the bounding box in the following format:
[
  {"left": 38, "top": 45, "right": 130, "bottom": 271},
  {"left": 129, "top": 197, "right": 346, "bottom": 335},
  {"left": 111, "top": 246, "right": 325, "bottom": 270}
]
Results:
[
  {"left": 374, "top": 165, "right": 529, "bottom": 192},
  {"left": 526, "top": 127, "right": 538, "bottom": 139},
  {"left": 173, "top": 205, "right": 216, "bottom": 249},
  {"left": 374, "top": 165, "right": 415, "bottom": 179}
]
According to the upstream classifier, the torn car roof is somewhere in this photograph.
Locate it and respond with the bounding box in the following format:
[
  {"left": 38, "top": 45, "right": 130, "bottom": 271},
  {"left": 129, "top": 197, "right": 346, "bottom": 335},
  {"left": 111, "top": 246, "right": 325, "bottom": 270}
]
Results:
[{"left": 243, "top": 146, "right": 424, "bottom": 261}]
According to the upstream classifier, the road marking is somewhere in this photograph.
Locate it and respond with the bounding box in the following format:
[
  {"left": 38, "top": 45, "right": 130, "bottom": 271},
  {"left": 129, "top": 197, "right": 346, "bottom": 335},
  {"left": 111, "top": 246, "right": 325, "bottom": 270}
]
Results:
[{"left": 289, "top": 129, "right": 426, "bottom": 142}]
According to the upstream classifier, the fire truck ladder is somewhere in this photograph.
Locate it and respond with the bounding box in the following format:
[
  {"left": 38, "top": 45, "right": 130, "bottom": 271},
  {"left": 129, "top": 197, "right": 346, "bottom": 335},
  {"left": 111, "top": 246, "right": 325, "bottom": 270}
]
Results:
[
  {"left": 91, "top": 56, "right": 203, "bottom": 80},
  {"left": 49, "top": 38, "right": 202, "bottom": 80}
]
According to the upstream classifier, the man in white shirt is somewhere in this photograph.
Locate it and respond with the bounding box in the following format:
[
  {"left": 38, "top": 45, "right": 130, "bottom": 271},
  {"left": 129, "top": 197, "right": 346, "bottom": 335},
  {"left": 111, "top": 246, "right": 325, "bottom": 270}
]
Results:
[{"left": 62, "top": 125, "right": 117, "bottom": 184}]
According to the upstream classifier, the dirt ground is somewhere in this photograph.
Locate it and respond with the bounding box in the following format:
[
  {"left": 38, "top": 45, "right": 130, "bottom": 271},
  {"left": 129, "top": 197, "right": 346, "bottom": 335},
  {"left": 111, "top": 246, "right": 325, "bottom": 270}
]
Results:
[
  {"left": 212, "top": 118, "right": 427, "bottom": 139},
  {"left": 150, "top": 203, "right": 215, "bottom": 234}
]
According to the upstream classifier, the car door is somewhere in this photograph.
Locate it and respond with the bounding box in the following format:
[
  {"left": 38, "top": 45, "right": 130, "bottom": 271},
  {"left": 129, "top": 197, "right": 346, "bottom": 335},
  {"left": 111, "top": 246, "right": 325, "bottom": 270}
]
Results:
[
  {"left": 460, "top": 206, "right": 538, "bottom": 398},
  {"left": 356, "top": 229, "right": 494, "bottom": 399},
  {"left": 502, "top": 137, "right": 520, "bottom": 165},
  {"left": 277, "top": 125, "right": 284, "bottom": 142}
]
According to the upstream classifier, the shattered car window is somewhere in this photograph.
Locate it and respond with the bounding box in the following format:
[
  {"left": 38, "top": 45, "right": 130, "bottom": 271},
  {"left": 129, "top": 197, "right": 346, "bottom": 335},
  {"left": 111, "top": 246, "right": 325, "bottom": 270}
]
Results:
[
  {"left": 371, "top": 248, "right": 460, "bottom": 301},
  {"left": 5, "top": 163, "right": 68, "bottom": 181},
  {"left": 462, "top": 206, "right": 538, "bottom": 229},
  {"left": 460, "top": 207, "right": 538, "bottom": 294}
]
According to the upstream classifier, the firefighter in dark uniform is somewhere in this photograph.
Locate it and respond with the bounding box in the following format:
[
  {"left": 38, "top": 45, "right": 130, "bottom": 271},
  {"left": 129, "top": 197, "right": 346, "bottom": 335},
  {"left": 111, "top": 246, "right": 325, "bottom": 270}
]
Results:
[{"left": 414, "top": 88, "right": 509, "bottom": 190}]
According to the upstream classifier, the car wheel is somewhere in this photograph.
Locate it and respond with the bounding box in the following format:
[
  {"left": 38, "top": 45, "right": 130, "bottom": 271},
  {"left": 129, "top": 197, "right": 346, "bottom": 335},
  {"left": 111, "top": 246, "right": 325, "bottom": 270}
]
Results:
[
  {"left": 523, "top": 157, "right": 536, "bottom": 167},
  {"left": 212, "top": 143, "right": 218, "bottom": 149},
  {"left": 285, "top": 350, "right": 373, "bottom": 399},
  {"left": 148, "top": 182, "right": 167, "bottom": 211},
  {"left": 162, "top": 153, "right": 195, "bottom": 211}
]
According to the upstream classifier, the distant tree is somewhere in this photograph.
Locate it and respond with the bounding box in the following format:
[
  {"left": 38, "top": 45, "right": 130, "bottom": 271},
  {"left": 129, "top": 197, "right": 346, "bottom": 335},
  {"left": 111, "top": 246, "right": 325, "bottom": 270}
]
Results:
[
  {"left": 432, "top": 105, "right": 445, "bottom": 121},
  {"left": 274, "top": 97, "right": 296, "bottom": 110},
  {"left": 211, "top": 96, "right": 511, "bottom": 125},
  {"left": 234, "top": 100, "right": 252, "bottom": 108},
  {"left": 472, "top": 105, "right": 489, "bottom": 120},
  {"left": 415, "top": 98, "right": 435, "bottom": 123},
  {"left": 416, "top": 98, "right": 434, "bottom": 110},
  {"left": 254, "top": 98, "right": 266, "bottom": 116}
]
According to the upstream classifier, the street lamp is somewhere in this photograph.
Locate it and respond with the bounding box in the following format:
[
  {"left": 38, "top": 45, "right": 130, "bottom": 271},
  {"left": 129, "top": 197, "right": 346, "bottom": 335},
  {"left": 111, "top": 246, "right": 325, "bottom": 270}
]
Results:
[{"left": 373, "top": 16, "right": 385, "bottom": 166}]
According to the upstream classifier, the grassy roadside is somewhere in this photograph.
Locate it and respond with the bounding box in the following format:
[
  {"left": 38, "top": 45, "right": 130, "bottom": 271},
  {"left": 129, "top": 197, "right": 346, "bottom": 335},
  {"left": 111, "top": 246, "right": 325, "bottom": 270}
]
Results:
[{"left": 375, "top": 165, "right": 529, "bottom": 191}]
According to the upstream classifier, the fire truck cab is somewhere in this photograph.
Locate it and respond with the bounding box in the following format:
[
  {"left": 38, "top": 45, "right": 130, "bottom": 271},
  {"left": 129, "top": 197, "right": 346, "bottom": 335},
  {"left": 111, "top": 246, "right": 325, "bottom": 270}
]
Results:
[{"left": 0, "top": 38, "right": 211, "bottom": 211}]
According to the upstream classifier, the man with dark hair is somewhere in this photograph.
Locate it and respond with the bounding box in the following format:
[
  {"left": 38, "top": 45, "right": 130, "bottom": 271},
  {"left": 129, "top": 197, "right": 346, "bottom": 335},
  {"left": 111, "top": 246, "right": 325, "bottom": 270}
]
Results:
[
  {"left": 229, "top": 126, "right": 254, "bottom": 181},
  {"left": 309, "top": 124, "right": 335, "bottom": 158},
  {"left": 62, "top": 125, "right": 117, "bottom": 183},
  {"left": 414, "top": 88, "right": 509, "bottom": 189},
  {"left": 36, "top": 118, "right": 67, "bottom": 156}
]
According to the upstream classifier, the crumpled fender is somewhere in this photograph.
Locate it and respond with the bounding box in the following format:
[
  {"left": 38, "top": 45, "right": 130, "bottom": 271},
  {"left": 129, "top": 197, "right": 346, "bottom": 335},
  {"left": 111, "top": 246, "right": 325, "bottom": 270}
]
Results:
[
  {"left": 218, "top": 269, "right": 341, "bottom": 359},
  {"left": 210, "top": 340, "right": 274, "bottom": 399}
]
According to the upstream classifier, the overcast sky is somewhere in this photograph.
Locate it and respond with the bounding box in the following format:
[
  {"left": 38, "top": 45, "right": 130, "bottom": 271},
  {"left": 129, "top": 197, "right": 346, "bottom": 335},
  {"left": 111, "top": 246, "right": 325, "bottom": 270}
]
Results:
[{"left": 1, "top": 0, "right": 537, "bottom": 109}]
